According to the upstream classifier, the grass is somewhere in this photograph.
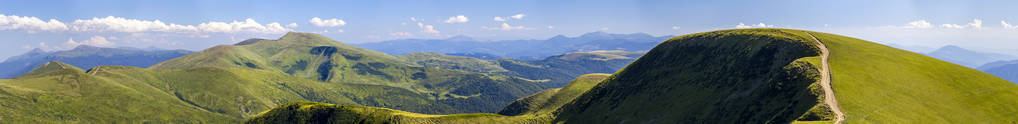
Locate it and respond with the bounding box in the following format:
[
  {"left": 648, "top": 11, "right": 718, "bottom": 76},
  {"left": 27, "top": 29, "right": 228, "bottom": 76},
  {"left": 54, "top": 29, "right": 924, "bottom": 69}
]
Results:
[
  {"left": 810, "top": 31, "right": 1018, "bottom": 123},
  {"left": 497, "top": 74, "right": 611, "bottom": 116}
]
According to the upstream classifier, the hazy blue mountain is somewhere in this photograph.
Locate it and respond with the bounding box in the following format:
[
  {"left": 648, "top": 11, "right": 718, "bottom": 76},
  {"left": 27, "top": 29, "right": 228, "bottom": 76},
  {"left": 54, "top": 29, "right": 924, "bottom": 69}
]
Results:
[
  {"left": 982, "top": 63, "right": 1018, "bottom": 83},
  {"left": 885, "top": 43, "right": 937, "bottom": 53},
  {"left": 978, "top": 60, "right": 1018, "bottom": 83},
  {"left": 354, "top": 31, "right": 671, "bottom": 60},
  {"left": 925, "top": 45, "right": 1017, "bottom": 68},
  {"left": 0, "top": 45, "right": 192, "bottom": 78}
]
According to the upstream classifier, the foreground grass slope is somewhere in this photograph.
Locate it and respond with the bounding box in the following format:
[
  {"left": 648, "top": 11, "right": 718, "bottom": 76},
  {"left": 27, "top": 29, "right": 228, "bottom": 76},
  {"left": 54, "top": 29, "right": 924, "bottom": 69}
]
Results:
[{"left": 812, "top": 31, "right": 1018, "bottom": 123}]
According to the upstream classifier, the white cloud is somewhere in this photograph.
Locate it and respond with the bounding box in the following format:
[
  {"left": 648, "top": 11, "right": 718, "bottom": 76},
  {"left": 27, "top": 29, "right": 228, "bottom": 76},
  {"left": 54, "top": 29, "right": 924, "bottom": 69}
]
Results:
[
  {"left": 671, "top": 26, "right": 681, "bottom": 30},
  {"left": 547, "top": 26, "right": 554, "bottom": 29},
  {"left": 65, "top": 36, "right": 115, "bottom": 47},
  {"left": 309, "top": 17, "right": 346, "bottom": 27},
  {"left": 482, "top": 23, "right": 530, "bottom": 31},
  {"left": 286, "top": 23, "right": 299, "bottom": 28},
  {"left": 422, "top": 25, "right": 440, "bottom": 34},
  {"left": 1004, "top": 21, "right": 1018, "bottom": 30},
  {"left": 940, "top": 19, "right": 982, "bottom": 29},
  {"left": 904, "top": 20, "right": 933, "bottom": 29},
  {"left": 197, "top": 18, "right": 289, "bottom": 34},
  {"left": 735, "top": 22, "right": 774, "bottom": 29},
  {"left": 0, "top": 14, "right": 69, "bottom": 32},
  {"left": 0, "top": 14, "right": 292, "bottom": 34},
  {"left": 390, "top": 32, "right": 413, "bottom": 37},
  {"left": 493, "top": 14, "right": 526, "bottom": 22},
  {"left": 510, "top": 14, "right": 525, "bottom": 19},
  {"left": 444, "top": 15, "right": 469, "bottom": 24},
  {"left": 71, "top": 16, "right": 198, "bottom": 32}
]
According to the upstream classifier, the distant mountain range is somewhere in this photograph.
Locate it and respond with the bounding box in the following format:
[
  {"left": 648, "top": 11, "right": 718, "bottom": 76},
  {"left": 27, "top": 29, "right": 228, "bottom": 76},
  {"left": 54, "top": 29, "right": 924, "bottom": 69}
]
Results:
[
  {"left": 924, "top": 45, "right": 1017, "bottom": 68},
  {"left": 353, "top": 31, "right": 671, "bottom": 60},
  {"left": 977, "top": 60, "right": 1018, "bottom": 83},
  {"left": 0, "top": 45, "right": 192, "bottom": 78}
]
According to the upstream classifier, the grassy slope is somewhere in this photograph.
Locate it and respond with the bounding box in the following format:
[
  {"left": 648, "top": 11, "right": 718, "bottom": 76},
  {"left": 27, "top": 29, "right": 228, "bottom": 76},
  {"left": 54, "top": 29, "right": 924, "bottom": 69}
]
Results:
[
  {"left": 553, "top": 29, "right": 824, "bottom": 123},
  {"left": 497, "top": 74, "right": 610, "bottom": 116},
  {"left": 0, "top": 63, "right": 236, "bottom": 123},
  {"left": 812, "top": 31, "right": 1018, "bottom": 123},
  {"left": 0, "top": 62, "right": 475, "bottom": 122}
]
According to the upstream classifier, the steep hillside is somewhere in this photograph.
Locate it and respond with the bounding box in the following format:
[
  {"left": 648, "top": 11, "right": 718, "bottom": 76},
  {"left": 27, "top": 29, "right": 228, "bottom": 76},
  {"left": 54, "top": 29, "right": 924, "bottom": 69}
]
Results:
[
  {"left": 813, "top": 31, "right": 1018, "bottom": 123},
  {"left": 151, "top": 32, "right": 543, "bottom": 114},
  {"left": 554, "top": 29, "right": 825, "bottom": 123},
  {"left": 0, "top": 45, "right": 191, "bottom": 78}
]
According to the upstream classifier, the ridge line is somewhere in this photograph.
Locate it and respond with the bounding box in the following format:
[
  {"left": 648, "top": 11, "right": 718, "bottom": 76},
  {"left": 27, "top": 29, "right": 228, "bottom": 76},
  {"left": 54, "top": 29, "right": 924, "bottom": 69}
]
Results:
[{"left": 805, "top": 31, "right": 846, "bottom": 124}]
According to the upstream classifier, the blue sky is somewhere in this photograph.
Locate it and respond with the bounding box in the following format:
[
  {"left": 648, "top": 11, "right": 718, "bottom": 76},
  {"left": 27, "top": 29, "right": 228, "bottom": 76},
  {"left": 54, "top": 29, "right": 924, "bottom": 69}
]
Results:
[{"left": 2, "top": 0, "right": 1018, "bottom": 60}]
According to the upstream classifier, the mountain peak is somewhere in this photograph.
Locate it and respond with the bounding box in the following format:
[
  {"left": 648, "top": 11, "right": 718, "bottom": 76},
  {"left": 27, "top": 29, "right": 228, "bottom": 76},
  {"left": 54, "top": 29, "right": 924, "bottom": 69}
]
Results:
[
  {"left": 548, "top": 35, "right": 569, "bottom": 40},
  {"left": 445, "top": 35, "right": 475, "bottom": 41},
  {"left": 235, "top": 38, "right": 267, "bottom": 45},
  {"left": 19, "top": 61, "right": 84, "bottom": 78},
  {"left": 27, "top": 48, "right": 46, "bottom": 54},
  {"left": 935, "top": 45, "right": 964, "bottom": 51},
  {"left": 72, "top": 45, "right": 102, "bottom": 50}
]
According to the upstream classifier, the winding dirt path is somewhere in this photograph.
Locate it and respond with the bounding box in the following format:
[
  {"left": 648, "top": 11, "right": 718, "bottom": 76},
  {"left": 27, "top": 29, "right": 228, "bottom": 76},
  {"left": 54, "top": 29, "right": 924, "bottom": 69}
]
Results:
[{"left": 805, "top": 32, "right": 845, "bottom": 124}]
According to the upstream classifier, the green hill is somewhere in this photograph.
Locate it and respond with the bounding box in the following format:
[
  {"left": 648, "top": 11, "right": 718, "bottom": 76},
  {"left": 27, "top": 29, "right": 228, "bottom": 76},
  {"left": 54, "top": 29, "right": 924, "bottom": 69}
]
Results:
[
  {"left": 497, "top": 74, "right": 610, "bottom": 116},
  {"left": 247, "top": 29, "right": 1018, "bottom": 123},
  {"left": 553, "top": 29, "right": 826, "bottom": 123},
  {"left": 150, "top": 32, "right": 543, "bottom": 114}
]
